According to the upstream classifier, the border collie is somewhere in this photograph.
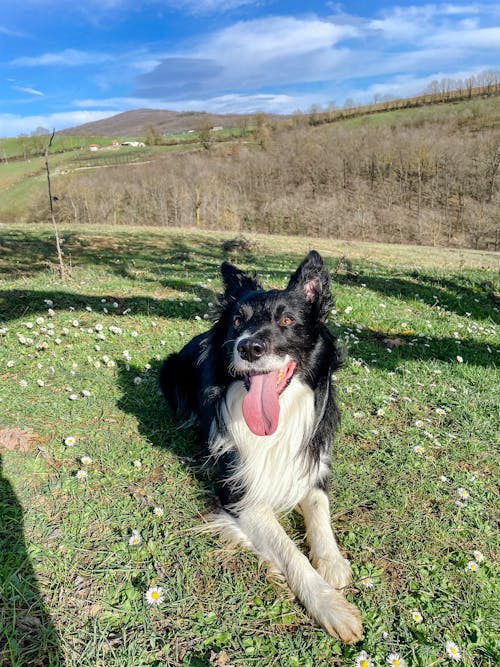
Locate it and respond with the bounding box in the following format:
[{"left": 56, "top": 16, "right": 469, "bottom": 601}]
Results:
[{"left": 159, "top": 251, "right": 362, "bottom": 643}]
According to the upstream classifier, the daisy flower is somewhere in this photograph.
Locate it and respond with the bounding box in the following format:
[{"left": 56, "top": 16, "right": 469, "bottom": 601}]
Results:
[
  {"left": 355, "top": 651, "right": 373, "bottom": 667},
  {"left": 6, "top": 360, "right": 14, "bottom": 367},
  {"left": 457, "top": 488, "right": 470, "bottom": 500},
  {"left": 145, "top": 586, "right": 164, "bottom": 606},
  {"left": 133, "top": 460, "right": 142, "bottom": 468},
  {"left": 360, "top": 576, "right": 374, "bottom": 588},
  {"left": 473, "top": 550, "right": 484, "bottom": 562},
  {"left": 68, "top": 394, "right": 78, "bottom": 401},
  {"left": 153, "top": 507, "right": 164, "bottom": 517},
  {"left": 411, "top": 610, "right": 423, "bottom": 623},
  {"left": 64, "top": 436, "right": 76, "bottom": 447},
  {"left": 413, "top": 445, "right": 425, "bottom": 455},
  {"left": 414, "top": 420, "right": 424, "bottom": 428},
  {"left": 80, "top": 456, "right": 92, "bottom": 465},
  {"left": 435, "top": 408, "right": 446, "bottom": 415},
  {"left": 376, "top": 408, "right": 386, "bottom": 416},
  {"left": 387, "top": 654, "right": 406, "bottom": 667},
  {"left": 133, "top": 376, "right": 143, "bottom": 385},
  {"left": 128, "top": 530, "right": 142, "bottom": 546},
  {"left": 82, "top": 389, "right": 91, "bottom": 397},
  {"left": 456, "top": 355, "right": 463, "bottom": 363},
  {"left": 445, "top": 641, "right": 461, "bottom": 662},
  {"left": 75, "top": 470, "right": 88, "bottom": 479},
  {"left": 466, "top": 561, "right": 479, "bottom": 572}
]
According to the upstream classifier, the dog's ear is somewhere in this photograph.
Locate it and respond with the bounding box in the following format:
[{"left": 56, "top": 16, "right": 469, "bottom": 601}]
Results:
[
  {"left": 287, "top": 251, "right": 333, "bottom": 319},
  {"left": 220, "top": 261, "right": 262, "bottom": 299}
]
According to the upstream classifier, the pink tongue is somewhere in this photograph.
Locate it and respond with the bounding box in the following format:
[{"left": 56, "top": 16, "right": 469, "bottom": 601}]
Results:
[{"left": 242, "top": 371, "right": 280, "bottom": 436}]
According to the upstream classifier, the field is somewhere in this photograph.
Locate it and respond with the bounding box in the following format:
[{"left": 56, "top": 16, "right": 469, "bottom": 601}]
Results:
[{"left": 0, "top": 225, "right": 498, "bottom": 667}]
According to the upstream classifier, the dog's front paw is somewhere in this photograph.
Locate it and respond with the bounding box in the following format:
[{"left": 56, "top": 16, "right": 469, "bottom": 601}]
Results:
[
  {"left": 313, "top": 554, "right": 353, "bottom": 590},
  {"left": 312, "top": 588, "right": 362, "bottom": 644}
]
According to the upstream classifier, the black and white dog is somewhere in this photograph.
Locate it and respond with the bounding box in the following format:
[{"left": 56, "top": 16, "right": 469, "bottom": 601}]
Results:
[{"left": 159, "top": 251, "right": 362, "bottom": 643}]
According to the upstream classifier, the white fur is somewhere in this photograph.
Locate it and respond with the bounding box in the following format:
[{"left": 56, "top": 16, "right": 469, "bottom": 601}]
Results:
[
  {"left": 204, "top": 376, "right": 362, "bottom": 643},
  {"left": 210, "top": 377, "right": 318, "bottom": 513},
  {"left": 207, "top": 505, "right": 362, "bottom": 644}
]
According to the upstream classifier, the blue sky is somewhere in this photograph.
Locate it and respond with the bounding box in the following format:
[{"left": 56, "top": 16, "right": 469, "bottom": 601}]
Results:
[{"left": 1, "top": 1, "right": 499, "bottom": 136}]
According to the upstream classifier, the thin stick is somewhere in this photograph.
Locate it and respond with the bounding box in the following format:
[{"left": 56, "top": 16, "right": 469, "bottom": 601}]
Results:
[{"left": 44, "top": 129, "right": 66, "bottom": 280}]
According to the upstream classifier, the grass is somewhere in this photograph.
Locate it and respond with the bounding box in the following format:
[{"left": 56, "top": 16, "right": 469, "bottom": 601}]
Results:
[{"left": 0, "top": 224, "right": 498, "bottom": 667}]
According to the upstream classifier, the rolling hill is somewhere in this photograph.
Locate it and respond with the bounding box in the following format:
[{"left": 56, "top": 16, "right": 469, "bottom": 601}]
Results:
[{"left": 58, "top": 108, "right": 258, "bottom": 137}]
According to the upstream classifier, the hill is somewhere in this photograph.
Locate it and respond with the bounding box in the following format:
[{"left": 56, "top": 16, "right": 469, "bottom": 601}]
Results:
[
  {"left": 2, "top": 94, "right": 499, "bottom": 251},
  {"left": 58, "top": 108, "right": 257, "bottom": 137}
]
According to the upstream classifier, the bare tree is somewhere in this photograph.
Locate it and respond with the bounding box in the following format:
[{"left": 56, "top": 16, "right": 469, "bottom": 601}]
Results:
[{"left": 45, "top": 130, "right": 66, "bottom": 279}]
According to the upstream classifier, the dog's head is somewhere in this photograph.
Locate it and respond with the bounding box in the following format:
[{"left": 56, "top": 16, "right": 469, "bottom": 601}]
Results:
[{"left": 217, "top": 251, "right": 334, "bottom": 435}]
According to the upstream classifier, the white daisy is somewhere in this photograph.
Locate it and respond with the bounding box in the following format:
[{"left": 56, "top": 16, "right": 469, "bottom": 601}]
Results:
[
  {"left": 445, "top": 640, "right": 461, "bottom": 662},
  {"left": 80, "top": 456, "right": 92, "bottom": 465},
  {"left": 128, "top": 530, "right": 142, "bottom": 546},
  {"left": 466, "top": 561, "right": 479, "bottom": 572},
  {"left": 387, "top": 654, "right": 406, "bottom": 667},
  {"left": 153, "top": 507, "right": 164, "bottom": 517},
  {"left": 64, "top": 436, "right": 76, "bottom": 447},
  {"left": 360, "top": 576, "right": 374, "bottom": 588},
  {"left": 355, "top": 651, "right": 373, "bottom": 667},
  {"left": 411, "top": 610, "right": 423, "bottom": 623},
  {"left": 145, "top": 586, "right": 164, "bottom": 606},
  {"left": 473, "top": 550, "right": 484, "bottom": 562},
  {"left": 75, "top": 470, "right": 88, "bottom": 479}
]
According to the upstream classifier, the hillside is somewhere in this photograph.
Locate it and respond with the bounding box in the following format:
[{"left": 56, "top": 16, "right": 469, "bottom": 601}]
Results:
[
  {"left": 1, "top": 95, "right": 499, "bottom": 251},
  {"left": 58, "top": 108, "right": 257, "bottom": 137}
]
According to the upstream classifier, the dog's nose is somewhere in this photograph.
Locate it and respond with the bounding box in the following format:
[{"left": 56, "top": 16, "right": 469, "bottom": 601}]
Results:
[{"left": 237, "top": 337, "right": 265, "bottom": 362}]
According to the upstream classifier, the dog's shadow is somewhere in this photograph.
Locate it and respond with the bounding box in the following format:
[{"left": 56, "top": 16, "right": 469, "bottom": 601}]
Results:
[{"left": 115, "top": 359, "right": 215, "bottom": 497}]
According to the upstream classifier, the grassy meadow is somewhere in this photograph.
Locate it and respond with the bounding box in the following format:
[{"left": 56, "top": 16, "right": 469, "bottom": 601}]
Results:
[{"left": 0, "top": 225, "right": 498, "bottom": 667}]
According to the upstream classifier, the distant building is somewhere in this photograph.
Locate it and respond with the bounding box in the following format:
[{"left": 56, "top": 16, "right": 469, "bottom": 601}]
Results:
[
  {"left": 121, "top": 141, "right": 146, "bottom": 147},
  {"left": 89, "top": 144, "right": 100, "bottom": 151},
  {"left": 211, "top": 126, "right": 224, "bottom": 131}
]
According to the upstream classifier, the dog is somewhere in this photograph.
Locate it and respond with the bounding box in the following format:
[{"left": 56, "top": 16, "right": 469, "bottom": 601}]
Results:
[{"left": 159, "top": 250, "right": 362, "bottom": 643}]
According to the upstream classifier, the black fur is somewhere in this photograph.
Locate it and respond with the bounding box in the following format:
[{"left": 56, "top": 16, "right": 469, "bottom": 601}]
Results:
[
  {"left": 158, "top": 251, "right": 363, "bottom": 643},
  {"left": 159, "top": 250, "right": 342, "bottom": 507}
]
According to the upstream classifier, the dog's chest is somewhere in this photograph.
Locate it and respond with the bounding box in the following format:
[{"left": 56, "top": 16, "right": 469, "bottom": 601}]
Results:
[{"left": 211, "top": 377, "right": 317, "bottom": 511}]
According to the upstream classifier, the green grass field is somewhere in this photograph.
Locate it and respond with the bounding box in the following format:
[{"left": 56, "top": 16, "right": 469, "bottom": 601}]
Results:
[{"left": 0, "top": 225, "right": 498, "bottom": 666}]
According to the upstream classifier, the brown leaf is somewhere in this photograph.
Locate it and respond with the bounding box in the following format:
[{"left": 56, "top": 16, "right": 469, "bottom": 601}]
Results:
[
  {"left": 0, "top": 428, "right": 38, "bottom": 453},
  {"left": 210, "top": 651, "right": 233, "bottom": 667}
]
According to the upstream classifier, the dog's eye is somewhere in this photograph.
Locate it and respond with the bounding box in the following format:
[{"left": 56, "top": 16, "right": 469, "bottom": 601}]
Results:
[
  {"left": 279, "top": 315, "right": 294, "bottom": 327},
  {"left": 233, "top": 316, "right": 243, "bottom": 328}
]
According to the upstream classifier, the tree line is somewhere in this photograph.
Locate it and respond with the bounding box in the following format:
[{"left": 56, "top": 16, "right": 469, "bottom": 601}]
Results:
[{"left": 31, "top": 96, "right": 500, "bottom": 250}]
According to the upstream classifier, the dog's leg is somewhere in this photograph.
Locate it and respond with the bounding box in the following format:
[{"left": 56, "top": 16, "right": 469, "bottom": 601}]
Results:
[
  {"left": 228, "top": 505, "right": 362, "bottom": 644},
  {"left": 299, "top": 487, "right": 353, "bottom": 591}
]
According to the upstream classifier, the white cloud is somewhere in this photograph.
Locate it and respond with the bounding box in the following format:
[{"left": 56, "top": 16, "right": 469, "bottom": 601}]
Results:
[
  {"left": 130, "top": 16, "right": 358, "bottom": 99},
  {"left": 0, "top": 24, "right": 29, "bottom": 37},
  {"left": 201, "top": 16, "right": 358, "bottom": 64},
  {"left": 0, "top": 110, "right": 117, "bottom": 136},
  {"left": 426, "top": 26, "right": 500, "bottom": 48},
  {"left": 11, "top": 49, "right": 113, "bottom": 67},
  {"left": 12, "top": 85, "right": 44, "bottom": 96}
]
